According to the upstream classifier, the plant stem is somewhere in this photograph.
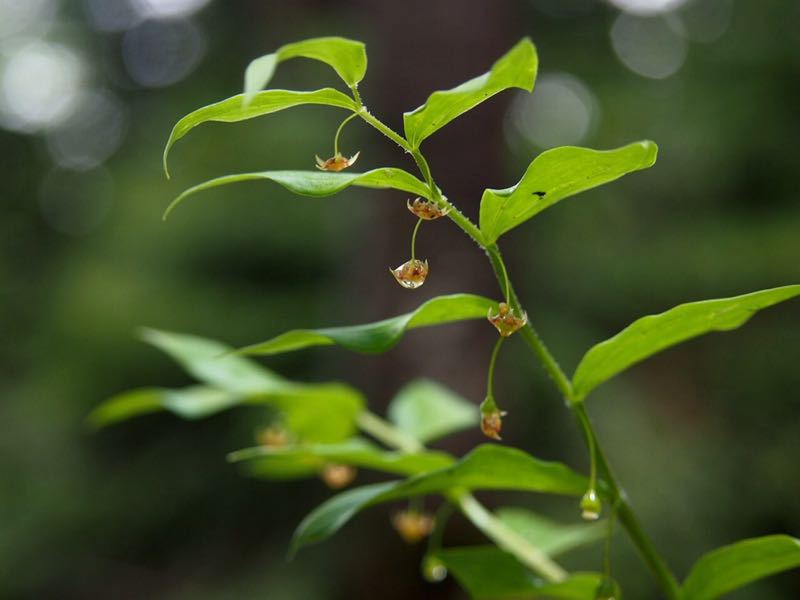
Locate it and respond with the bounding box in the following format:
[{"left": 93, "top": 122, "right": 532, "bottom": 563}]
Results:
[
  {"left": 356, "top": 410, "right": 566, "bottom": 582},
  {"left": 486, "top": 336, "right": 505, "bottom": 400},
  {"left": 410, "top": 217, "right": 423, "bottom": 260},
  {"left": 450, "top": 489, "right": 567, "bottom": 582},
  {"left": 356, "top": 109, "right": 680, "bottom": 599},
  {"left": 334, "top": 112, "right": 358, "bottom": 156},
  {"left": 356, "top": 410, "right": 422, "bottom": 453}
]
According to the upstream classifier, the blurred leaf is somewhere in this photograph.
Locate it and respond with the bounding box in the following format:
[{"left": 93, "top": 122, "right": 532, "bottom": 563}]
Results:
[
  {"left": 403, "top": 38, "right": 537, "bottom": 148},
  {"left": 479, "top": 142, "right": 657, "bottom": 244},
  {"left": 572, "top": 285, "right": 800, "bottom": 401},
  {"left": 163, "top": 168, "right": 431, "bottom": 220},
  {"left": 292, "top": 445, "right": 587, "bottom": 552},
  {"left": 431, "top": 546, "right": 603, "bottom": 599},
  {"left": 238, "top": 294, "right": 496, "bottom": 356},
  {"left": 682, "top": 535, "right": 800, "bottom": 600},
  {"left": 387, "top": 378, "right": 478, "bottom": 443},
  {"left": 163, "top": 88, "right": 357, "bottom": 176},
  {"left": 228, "top": 438, "right": 455, "bottom": 480},
  {"left": 496, "top": 508, "right": 605, "bottom": 557},
  {"left": 243, "top": 37, "right": 367, "bottom": 104},
  {"left": 139, "top": 327, "right": 281, "bottom": 394}
]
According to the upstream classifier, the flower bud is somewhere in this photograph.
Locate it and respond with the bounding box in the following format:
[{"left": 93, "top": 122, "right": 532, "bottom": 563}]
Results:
[
  {"left": 391, "top": 510, "right": 435, "bottom": 544},
  {"left": 390, "top": 259, "right": 429, "bottom": 289},
  {"left": 487, "top": 302, "right": 528, "bottom": 337},
  {"left": 315, "top": 151, "right": 360, "bottom": 172},
  {"left": 421, "top": 555, "right": 448, "bottom": 583},
  {"left": 407, "top": 197, "right": 451, "bottom": 220},
  {"left": 320, "top": 463, "right": 357, "bottom": 489},
  {"left": 479, "top": 397, "right": 507, "bottom": 441},
  {"left": 255, "top": 425, "right": 290, "bottom": 448},
  {"left": 580, "top": 489, "right": 602, "bottom": 521}
]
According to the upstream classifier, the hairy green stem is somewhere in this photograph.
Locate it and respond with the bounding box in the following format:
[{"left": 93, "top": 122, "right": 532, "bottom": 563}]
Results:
[{"left": 355, "top": 107, "right": 679, "bottom": 599}]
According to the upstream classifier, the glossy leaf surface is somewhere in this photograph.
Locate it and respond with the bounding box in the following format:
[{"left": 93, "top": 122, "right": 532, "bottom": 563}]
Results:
[
  {"left": 682, "top": 535, "right": 800, "bottom": 600},
  {"left": 243, "top": 37, "right": 366, "bottom": 104},
  {"left": 163, "top": 168, "right": 431, "bottom": 219},
  {"left": 479, "top": 142, "right": 657, "bottom": 243},
  {"left": 387, "top": 379, "right": 478, "bottom": 443},
  {"left": 572, "top": 285, "right": 800, "bottom": 401},
  {"left": 163, "top": 88, "right": 357, "bottom": 176},
  {"left": 403, "top": 38, "right": 537, "bottom": 148},
  {"left": 292, "top": 445, "right": 587, "bottom": 552},
  {"left": 238, "top": 294, "right": 496, "bottom": 356}
]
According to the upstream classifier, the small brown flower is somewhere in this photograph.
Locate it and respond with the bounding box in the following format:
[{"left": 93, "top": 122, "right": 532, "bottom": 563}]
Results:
[
  {"left": 487, "top": 302, "right": 528, "bottom": 337},
  {"left": 406, "top": 197, "right": 451, "bottom": 220},
  {"left": 580, "top": 489, "right": 602, "bottom": 521},
  {"left": 255, "top": 425, "right": 290, "bottom": 448},
  {"left": 480, "top": 408, "right": 507, "bottom": 440},
  {"left": 390, "top": 259, "right": 429, "bottom": 289},
  {"left": 391, "top": 510, "right": 436, "bottom": 544},
  {"left": 315, "top": 151, "right": 360, "bottom": 172},
  {"left": 320, "top": 463, "right": 357, "bottom": 489}
]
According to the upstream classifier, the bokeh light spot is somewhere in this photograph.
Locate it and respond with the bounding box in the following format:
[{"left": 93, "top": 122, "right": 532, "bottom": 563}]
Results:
[
  {"left": 131, "top": 0, "right": 212, "bottom": 20},
  {"left": 122, "top": 19, "right": 206, "bottom": 87},
  {"left": 606, "top": 0, "right": 689, "bottom": 17},
  {"left": 611, "top": 14, "right": 689, "bottom": 79}
]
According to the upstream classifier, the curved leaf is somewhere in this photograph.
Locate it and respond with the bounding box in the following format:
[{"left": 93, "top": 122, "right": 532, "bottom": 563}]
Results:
[
  {"left": 496, "top": 508, "right": 605, "bottom": 557},
  {"left": 163, "top": 167, "right": 431, "bottom": 220},
  {"left": 163, "top": 88, "right": 357, "bottom": 177},
  {"left": 244, "top": 37, "right": 367, "bottom": 104},
  {"left": 479, "top": 142, "right": 658, "bottom": 244},
  {"left": 403, "top": 38, "right": 538, "bottom": 148},
  {"left": 431, "top": 547, "right": 603, "bottom": 599},
  {"left": 388, "top": 379, "right": 478, "bottom": 443},
  {"left": 228, "top": 438, "right": 455, "bottom": 479},
  {"left": 682, "top": 535, "right": 800, "bottom": 600},
  {"left": 291, "top": 445, "right": 587, "bottom": 552},
  {"left": 572, "top": 285, "right": 800, "bottom": 402},
  {"left": 237, "top": 294, "right": 496, "bottom": 356}
]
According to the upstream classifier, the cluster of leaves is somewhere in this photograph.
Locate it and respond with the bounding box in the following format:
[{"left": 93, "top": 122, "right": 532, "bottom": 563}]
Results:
[{"left": 95, "top": 37, "right": 800, "bottom": 599}]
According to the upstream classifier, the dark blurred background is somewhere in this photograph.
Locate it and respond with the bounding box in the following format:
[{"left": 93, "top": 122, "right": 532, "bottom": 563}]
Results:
[{"left": 1, "top": 0, "right": 798, "bottom": 598}]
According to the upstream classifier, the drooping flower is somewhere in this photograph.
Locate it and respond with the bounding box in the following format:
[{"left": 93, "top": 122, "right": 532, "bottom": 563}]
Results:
[
  {"left": 255, "top": 425, "right": 290, "bottom": 448},
  {"left": 391, "top": 510, "right": 436, "bottom": 544},
  {"left": 390, "top": 259, "right": 429, "bottom": 289},
  {"left": 315, "top": 151, "right": 360, "bottom": 172},
  {"left": 479, "top": 396, "right": 507, "bottom": 441},
  {"left": 487, "top": 302, "right": 528, "bottom": 337},
  {"left": 406, "top": 197, "right": 451, "bottom": 220},
  {"left": 320, "top": 463, "right": 357, "bottom": 489},
  {"left": 580, "top": 488, "right": 602, "bottom": 521}
]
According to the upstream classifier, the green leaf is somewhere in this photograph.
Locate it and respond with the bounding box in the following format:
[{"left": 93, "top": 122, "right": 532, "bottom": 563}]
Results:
[
  {"left": 88, "top": 385, "right": 239, "bottom": 428},
  {"left": 163, "top": 167, "right": 431, "bottom": 220},
  {"left": 387, "top": 379, "right": 478, "bottom": 443},
  {"left": 403, "top": 38, "right": 538, "bottom": 148},
  {"left": 238, "top": 294, "right": 497, "bottom": 356},
  {"left": 91, "top": 329, "right": 364, "bottom": 441},
  {"left": 479, "top": 142, "right": 658, "bottom": 244},
  {"left": 572, "top": 285, "right": 800, "bottom": 401},
  {"left": 431, "top": 546, "right": 603, "bottom": 599},
  {"left": 682, "top": 535, "right": 800, "bottom": 600},
  {"left": 139, "top": 327, "right": 282, "bottom": 394},
  {"left": 496, "top": 508, "right": 605, "bottom": 557},
  {"left": 291, "top": 445, "right": 587, "bottom": 552},
  {"left": 228, "top": 438, "right": 455, "bottom": 480},
  {"left": 243, "top": 37, "right": 367, "bottom": 104},
  {"left": 163, "top": 88, "right": 357, "bottom": 177}
]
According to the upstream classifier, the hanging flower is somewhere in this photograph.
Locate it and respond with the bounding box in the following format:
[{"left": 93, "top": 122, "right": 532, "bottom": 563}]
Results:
[
  {"left": 391, "top": 510, "right": 436, "bottom": 544},
  {"left": 488, "top": 302, "right": 528, "bottom": 337},
  {"left": 315, "top": 151, "right": 360, "bottom": 172},
  {"left": 479, "top": 396, "right": 507, "bottom": 441},
  {"left": 320, "top": 463, "right": 357, "bottom": 489},
  {"left": 390, "top": 259, "right": 429, "bottom": 289},
  {"left": 406, "top": 197, "right": 451, "bottom": 220},
  {"left": 255, "top": 425, "right": 290, "bottom": 448}
]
